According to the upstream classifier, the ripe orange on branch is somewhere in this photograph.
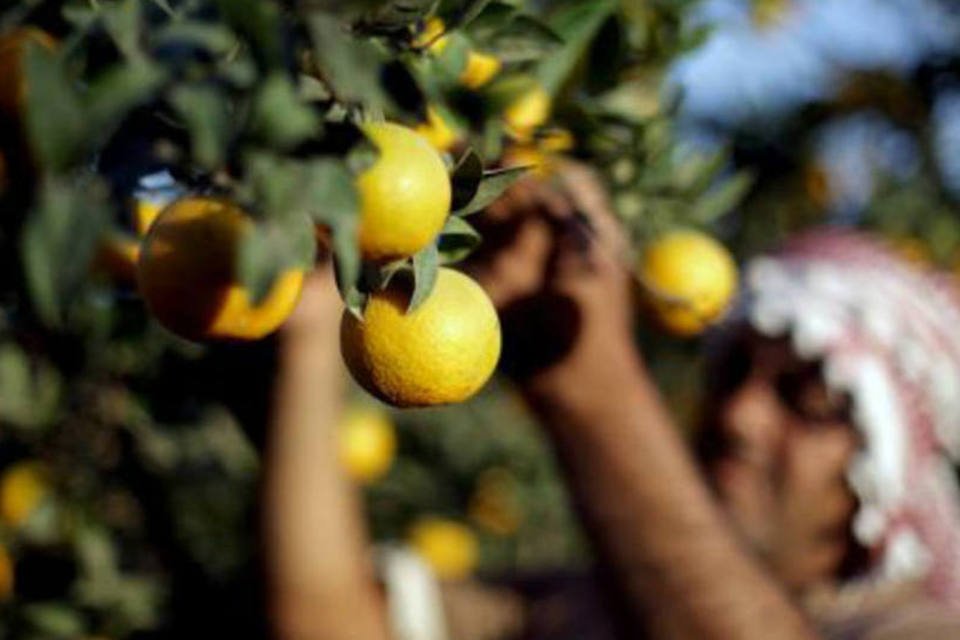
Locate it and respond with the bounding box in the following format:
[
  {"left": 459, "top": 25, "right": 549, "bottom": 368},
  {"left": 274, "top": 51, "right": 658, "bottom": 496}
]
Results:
[
  {"left": 415, "top": 106, "right": 460, "bottom": 152},
  {"left": 640, "top": 229, "right": 738, "bottom": 336},
  {"left": 356, "top": 122, "right": 452, "bottom": 261},
  {"left": 503, "top": 84, "right": 551, "bottom": 139},
  {"left": 340, "top": 268, "right": 501, "bottom": 408},
  {"left": 137, "top": 197, "right": 305, "bottom": 342},
  {"left": 338, "top": 405, "right": 397, "bottom": 484},
  {"left": 408, "top": 517, "right": 479, "bottom": 580},
  {"left": 0, "top": 461, "right": 49, "bottom": 529}
]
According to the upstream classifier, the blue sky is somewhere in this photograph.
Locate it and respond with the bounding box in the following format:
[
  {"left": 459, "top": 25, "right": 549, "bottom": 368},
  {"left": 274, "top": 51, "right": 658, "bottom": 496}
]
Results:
[{"left": 670, "top": 0, "right": 960, "bottom": 127}]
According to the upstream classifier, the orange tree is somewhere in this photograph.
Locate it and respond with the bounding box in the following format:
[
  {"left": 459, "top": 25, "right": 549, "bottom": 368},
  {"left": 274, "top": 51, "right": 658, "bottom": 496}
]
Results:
[{"left": 0, "top": 0, "right": 759, "bottom": 636}]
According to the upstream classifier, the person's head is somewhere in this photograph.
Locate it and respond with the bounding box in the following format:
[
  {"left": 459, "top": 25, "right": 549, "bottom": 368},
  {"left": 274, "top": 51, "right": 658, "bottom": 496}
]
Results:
[
  {"left": 699, "top": 229, "right": 960, "bottom": 606},
  {"left": 700, "top": 327, "right": 864, "bottom": 592}
]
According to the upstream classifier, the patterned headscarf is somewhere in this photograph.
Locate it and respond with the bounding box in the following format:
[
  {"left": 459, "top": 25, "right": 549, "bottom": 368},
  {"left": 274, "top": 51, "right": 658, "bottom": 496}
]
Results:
[{"left": 729, "top": 227, "right": 960, "bottom": 607}]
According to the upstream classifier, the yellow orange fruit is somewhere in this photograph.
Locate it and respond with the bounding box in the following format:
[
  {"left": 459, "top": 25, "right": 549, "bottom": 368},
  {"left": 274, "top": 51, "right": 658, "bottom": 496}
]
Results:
[
  {"left": 503, "top": 84, "right": 551, "bottom": 139},
  {"left": 340, "top": 268, "right": 500, "bottom": 408},
  {"left": 338, "top": 406, "right": 397, "bottom": 484},
  {"left": 408, "top": 517, "right": 478, "bottom": 580},
  {"left": 132, "top": 199, "right": 164, "bottom": 237},
  {"left": 460, "top": 51, "right": 501, "bottom": 89},
  {"left": 415, "top": 18, "right": 500, "bottom": 89},
  {"left": 414, "top": 17, "right": 448, "bottom": 52},
  {"left": 0, "top": 27, "right": 57, "bottom": 118},
  {"left": 0, "top": 461, "right": 49, "bottom": 529},
  {"left": 415, "top": 106, "right": 459, "bottom": 152},
  {"left": 138, "top": 197, "right": 305, "bottom": 341},
  {"left": 356, "top": 122, "right": 451, "bottom": 261},
  {"left": 640, "top": 230, "right": 738, "bottom": 336},
  {"left": 537, "top": 128, "right": 574, "bottom": 154},
  {"left": 502, "top": 129, "right": 574, "bottom": 178}
]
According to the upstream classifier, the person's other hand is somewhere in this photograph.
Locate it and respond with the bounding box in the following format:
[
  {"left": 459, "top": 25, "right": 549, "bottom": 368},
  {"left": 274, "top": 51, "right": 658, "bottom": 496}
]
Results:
[{"left": 466, "top": 162, "right": 634, "bottom": 379}]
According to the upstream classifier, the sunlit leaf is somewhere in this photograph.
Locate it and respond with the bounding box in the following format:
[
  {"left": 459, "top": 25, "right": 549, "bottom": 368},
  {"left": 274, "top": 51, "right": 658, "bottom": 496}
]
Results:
[
  {"left": 409, "top": 243, "right": 439, "bottom": 311},
  {"left": 453, "top": 165, "right": 527, "bottom": 216}
]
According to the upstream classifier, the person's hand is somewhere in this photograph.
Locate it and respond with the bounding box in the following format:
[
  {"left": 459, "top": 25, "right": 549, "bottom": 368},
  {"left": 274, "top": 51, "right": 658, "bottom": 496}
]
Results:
[{"left": 466, "top": 162, "right": 635, "bottom": 379}]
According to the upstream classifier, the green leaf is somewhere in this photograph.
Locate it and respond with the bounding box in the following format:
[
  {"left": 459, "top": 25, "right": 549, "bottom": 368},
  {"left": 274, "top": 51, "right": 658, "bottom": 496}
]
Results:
[
  {"left": 169, "top": 85, "right": 231, "bottom": 170},
  {"left": 673, "top": 150, "right": 727, "bottom": 194},
  {"left": 450, "top": 149, "right": 483, "bottom": 210},
  {"left": 153, "top": 21, "right": 239, "bottom": 58},
  {"left": 466, "top": 2, "right": 519, "bottom": 43},
  {"left": 21, "top": 603, "right": 85, "bottom": 636},
  {"left": 438, "top": 215, "right": 481, "bottom": 264},
  {"left": 249, "top": 73, "right": 322, "bottom": 150},
  {"left": 453, "top": 165, "right": 527, "bottom": 216},
  {"left": 215, "top": 0, "right": 284, "bottom": 67},
  {"left": 304, "top": 159, "right": 361, "bottom": 226},
  {"left": 432, "top": 32, "right": 470, "bottom": 80},
  {"left": 409, "top": 243, "right": 439, "bottom": 312},
  {"left": 0, "top": 343, "right": 61, "bottom": 429},
  {"left": 85, "top": 61, "right": 167, "bottom": 139},
  {"left": 331, "top": 215, "right": 364, "bottom": 316},
  {"left": 237, "top": 226, "right": 282, "bottom": 304},
  {"left": 307, "top": 12, "right": 386, "bottom": 108},
  {"left": 237, "top": 216, "right": 316, "bottom": 304},
  {"left": 22, "top": 179, "right": 108, "bottom": 326},
  {"left": 441, "top": 0, "right": 496, "bottom": 30},
  {"left": 482, "top": 16, "right": 563, "bottom": 63},
  {"left": 23, "top": 43, "right": 85, "bottom": 172},
  {"left": 535, "top": 0, "right": 618, "bottom": 95},
  {"left": 690, "top": 172, "right": 754, "bottom": 224},
  {"left": 62, "top": 5, "right": 98, "bottom": 29},
  {"left": 101, "top": 0, "right": 143, "bottom": 60}
]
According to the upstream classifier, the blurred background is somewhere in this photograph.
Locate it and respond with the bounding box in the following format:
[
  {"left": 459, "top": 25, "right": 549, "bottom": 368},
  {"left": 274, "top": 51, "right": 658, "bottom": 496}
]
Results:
[{"left": 4, "top": 0, "right": 960, "bottom": 638}]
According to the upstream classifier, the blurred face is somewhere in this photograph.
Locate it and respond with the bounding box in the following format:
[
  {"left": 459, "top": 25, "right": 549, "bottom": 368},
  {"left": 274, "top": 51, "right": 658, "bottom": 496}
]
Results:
[{"left": 700, "top": 332, "right": 864, "bottom": 593}]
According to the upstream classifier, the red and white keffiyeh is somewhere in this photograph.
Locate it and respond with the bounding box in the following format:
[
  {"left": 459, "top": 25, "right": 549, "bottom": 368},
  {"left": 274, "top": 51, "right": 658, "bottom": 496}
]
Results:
[{"left": 734, "top": 228, "right": 960, "bottom": 607}]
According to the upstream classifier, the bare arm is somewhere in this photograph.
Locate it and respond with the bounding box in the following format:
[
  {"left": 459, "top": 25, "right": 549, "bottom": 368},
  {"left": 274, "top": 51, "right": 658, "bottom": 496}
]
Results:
[
  {"left": 472, "top": 167, "right": 818, "bottom": 639},
  {"left": 524, "top": 332, "right": 816, "bottom": 639},
  {"left": 262, "top": 266, "right": 390, "bottom": 640}
]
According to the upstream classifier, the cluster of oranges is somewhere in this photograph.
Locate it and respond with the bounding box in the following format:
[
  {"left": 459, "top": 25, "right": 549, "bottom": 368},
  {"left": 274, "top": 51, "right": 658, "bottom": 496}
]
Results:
[
  {"left": 0, "top": 27, "right": 503, "bottom": 410},
  {"left": 412, "top": 18, "right": 563, "bottom": 174},
  {"left": 407, "top": 21, "right": 739, "bottom": 338},
  {"left": 124, "top": 121, "right": 501, "bottom": 408}
]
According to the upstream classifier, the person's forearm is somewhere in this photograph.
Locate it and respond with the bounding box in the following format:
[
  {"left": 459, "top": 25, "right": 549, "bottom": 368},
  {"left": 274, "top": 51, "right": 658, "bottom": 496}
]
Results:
[
  {"left": 263, "top": 276, "right": 389, "bottom": 640},
  {"left": 521, "top": 343, "right": 818, "bottom": 640}
]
